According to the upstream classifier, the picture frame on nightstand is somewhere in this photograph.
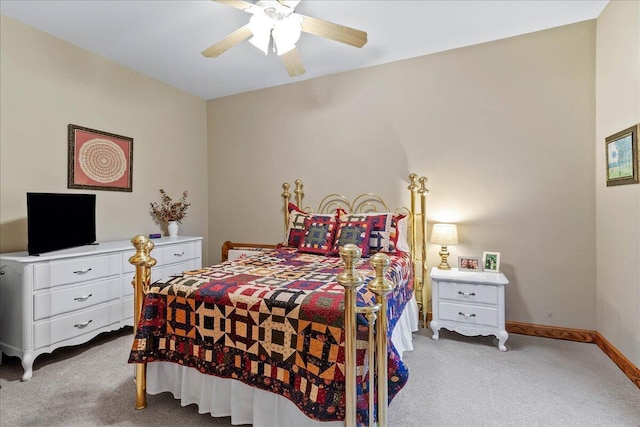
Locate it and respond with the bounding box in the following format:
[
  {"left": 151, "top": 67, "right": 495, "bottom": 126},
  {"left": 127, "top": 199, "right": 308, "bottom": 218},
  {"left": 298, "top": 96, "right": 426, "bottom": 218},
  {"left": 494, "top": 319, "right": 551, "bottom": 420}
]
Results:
[
  {"left": 459, "top": 256, "right": 482, "bottom": 271},
  {"left": 483, "top": 251, "right": 501, "bottom": 272}
]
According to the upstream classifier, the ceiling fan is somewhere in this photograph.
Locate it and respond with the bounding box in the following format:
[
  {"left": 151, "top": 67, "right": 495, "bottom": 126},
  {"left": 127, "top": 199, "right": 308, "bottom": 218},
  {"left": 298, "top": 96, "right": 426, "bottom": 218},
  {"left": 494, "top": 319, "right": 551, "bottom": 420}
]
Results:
[{"left": 202, "top": 0, "right": 368, "bottom": 77}]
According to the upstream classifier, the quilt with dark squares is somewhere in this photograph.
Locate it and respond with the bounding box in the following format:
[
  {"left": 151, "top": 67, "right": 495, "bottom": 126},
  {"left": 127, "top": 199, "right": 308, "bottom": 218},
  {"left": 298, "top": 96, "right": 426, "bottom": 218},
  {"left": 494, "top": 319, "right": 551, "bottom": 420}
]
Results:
[{"left": 129, "top": 247, "right": 413, "bottom": 424}]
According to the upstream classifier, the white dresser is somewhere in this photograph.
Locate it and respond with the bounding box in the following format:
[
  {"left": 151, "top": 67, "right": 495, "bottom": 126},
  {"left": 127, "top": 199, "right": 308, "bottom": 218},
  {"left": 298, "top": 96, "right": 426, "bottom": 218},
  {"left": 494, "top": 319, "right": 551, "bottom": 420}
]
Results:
[
  {"left": 0, "top": 236, "right": 202, "bottom": 380},
  {"left": 429, "top": 267, "right": 509, "bottom": 351}
]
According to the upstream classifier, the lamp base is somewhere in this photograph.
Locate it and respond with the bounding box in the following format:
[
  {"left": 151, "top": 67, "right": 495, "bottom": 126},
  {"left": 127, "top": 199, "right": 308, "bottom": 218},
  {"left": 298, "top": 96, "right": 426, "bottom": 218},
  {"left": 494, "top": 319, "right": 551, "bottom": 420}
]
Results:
[
  {"left": 437, "top": 261, "right": 452, "bottom": 270},
  {"left": 437, "top": 246, "right": 452, "bottom": 270}
]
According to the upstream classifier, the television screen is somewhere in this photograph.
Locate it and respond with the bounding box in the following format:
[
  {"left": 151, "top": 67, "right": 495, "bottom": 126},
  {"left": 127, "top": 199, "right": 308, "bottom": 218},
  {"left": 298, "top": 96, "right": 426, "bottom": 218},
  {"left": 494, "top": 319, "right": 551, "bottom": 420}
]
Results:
[{"left": 27, "top": 193, "right": 96, "bottom": 255}]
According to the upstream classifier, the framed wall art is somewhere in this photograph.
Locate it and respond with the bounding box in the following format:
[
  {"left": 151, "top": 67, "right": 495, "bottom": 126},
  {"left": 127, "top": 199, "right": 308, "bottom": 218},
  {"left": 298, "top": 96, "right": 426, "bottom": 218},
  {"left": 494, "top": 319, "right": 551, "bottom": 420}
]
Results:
[
  {"left": 482, "top": 251, "right": 501, "bottom": 272},
  {"left": 458, "top": 256, "right": 482, "bottom": 271},
  {"left": 606, "top": 124, "right": 639, "bottom": 187},
  {"left": 68, "top": 124, "right": 133, "bottom": 192}
]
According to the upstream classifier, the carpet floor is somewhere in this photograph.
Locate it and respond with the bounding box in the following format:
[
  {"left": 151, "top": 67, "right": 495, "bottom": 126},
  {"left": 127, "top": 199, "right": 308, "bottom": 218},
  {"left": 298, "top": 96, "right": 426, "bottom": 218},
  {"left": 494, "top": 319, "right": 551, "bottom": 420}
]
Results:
[{"left": 1, "top": 326, "right": 639, "bottom": 426}]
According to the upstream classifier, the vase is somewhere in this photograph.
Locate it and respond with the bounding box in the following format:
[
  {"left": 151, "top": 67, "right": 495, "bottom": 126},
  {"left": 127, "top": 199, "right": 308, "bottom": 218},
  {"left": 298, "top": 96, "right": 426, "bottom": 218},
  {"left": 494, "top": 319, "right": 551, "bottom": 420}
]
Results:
[{"left": 167, "top": 221, "right": 179, "bottom": 237}]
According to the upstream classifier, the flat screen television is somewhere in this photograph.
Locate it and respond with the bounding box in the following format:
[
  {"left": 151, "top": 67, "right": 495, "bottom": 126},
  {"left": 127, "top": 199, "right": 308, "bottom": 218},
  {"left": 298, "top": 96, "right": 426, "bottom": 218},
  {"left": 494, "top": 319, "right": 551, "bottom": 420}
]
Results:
[{"left": 27, "top": 193, "right": 96, "bottom": 255}]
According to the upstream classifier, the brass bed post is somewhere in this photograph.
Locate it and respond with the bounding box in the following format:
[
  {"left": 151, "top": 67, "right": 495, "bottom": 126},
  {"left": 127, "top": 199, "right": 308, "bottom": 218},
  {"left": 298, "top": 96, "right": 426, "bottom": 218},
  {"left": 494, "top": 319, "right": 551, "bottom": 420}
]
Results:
[
  {"left": 368, "top": 253, "right": 395, "bottom": 427},
  {"left": 418, "top": 177, "right": 429, "bottom": 327},
  {"left": 338, "top": 244, "right": 392, "bottom": 427},
  {"left": 129, "top": 235, "right": 157, "bottom": 410},
  {"left": 407, "top": 174, "right": 421, "bottom": 320},
  {"left": 337, "top": 244, "right": 364, "bottom": 427},
  {"left": 282, "top": 182, "right": 291, "bottom": 243},
  {"left": 294, "top": 179, "right": 304, "bottom": 208}
]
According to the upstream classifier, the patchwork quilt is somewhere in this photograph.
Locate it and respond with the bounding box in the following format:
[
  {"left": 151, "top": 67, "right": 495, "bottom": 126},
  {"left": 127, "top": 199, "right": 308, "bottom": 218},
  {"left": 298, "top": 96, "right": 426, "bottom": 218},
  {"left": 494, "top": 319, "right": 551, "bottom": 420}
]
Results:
[{"left": 129, "top": 246, "right": 413, "bottom": 424}]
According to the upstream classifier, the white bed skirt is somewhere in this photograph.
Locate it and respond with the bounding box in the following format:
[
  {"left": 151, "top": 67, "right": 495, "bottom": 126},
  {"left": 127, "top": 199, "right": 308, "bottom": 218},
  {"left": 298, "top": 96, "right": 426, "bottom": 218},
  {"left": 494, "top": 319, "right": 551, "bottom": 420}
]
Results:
[{"left": 146, "top": 296, "right": 419, "bottom": 426}]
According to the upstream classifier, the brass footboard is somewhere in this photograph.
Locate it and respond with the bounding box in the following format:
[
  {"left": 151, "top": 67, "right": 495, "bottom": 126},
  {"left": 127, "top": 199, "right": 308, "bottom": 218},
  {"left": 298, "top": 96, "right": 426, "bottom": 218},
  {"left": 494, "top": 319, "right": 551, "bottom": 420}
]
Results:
[{"left": 337, "top": 244, "right": 394, "bottom": 427}]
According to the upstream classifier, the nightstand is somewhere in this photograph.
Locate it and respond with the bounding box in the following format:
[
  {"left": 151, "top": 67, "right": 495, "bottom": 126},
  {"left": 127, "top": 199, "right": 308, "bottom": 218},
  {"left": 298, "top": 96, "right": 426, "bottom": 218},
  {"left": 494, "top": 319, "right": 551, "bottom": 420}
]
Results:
[{"left": 429, "top": 267, "right": 509, "bottom": 351}]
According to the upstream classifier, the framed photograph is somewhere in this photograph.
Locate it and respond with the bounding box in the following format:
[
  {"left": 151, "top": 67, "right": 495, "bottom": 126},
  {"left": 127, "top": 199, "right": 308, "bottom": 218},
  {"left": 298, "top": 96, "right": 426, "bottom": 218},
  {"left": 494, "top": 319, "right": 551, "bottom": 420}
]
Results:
[
  {"left": 483, "top": 251, "right": 501, "bottom": 272},
  {"left": 68, "top": 124, "right": 133, "bottom": 192},
  {"left": 458, "top": 256, "right": 482, "bottom": 271},
  {"left": 606, "top": 124, "right": 639, "bottom": 187}
]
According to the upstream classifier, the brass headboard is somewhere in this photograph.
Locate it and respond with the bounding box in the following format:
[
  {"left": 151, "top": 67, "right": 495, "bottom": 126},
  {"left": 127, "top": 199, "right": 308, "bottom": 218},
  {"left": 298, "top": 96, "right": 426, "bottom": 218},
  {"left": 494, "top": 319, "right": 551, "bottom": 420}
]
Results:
[{"left": 281, "top": 173, "right": 429, "bottom": 325}]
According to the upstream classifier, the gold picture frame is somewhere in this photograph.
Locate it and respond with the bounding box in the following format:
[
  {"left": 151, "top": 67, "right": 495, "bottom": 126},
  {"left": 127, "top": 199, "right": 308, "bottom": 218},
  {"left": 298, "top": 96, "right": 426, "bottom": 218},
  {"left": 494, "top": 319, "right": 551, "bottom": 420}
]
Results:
[
  {"left": 606, "top": 124, "right": 639, "bottom": 187},
  {"left": 68, "top": 124, "right": 133, "bottom": 192}
]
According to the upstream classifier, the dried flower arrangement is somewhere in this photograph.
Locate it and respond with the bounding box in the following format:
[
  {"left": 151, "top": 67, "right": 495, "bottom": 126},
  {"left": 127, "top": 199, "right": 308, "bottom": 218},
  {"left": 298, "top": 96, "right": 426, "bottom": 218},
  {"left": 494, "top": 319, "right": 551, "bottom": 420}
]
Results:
[{"left": 150, "top": 189, "right": 190, "bottom": 223}]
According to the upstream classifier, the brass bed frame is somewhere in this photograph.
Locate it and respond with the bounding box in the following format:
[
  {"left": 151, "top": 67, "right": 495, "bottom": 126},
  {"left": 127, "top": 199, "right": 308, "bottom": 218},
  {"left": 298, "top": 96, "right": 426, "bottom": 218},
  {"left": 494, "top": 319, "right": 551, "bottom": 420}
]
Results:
[{"left": 128, "top": 173, "right": 429, "bottom": 427}]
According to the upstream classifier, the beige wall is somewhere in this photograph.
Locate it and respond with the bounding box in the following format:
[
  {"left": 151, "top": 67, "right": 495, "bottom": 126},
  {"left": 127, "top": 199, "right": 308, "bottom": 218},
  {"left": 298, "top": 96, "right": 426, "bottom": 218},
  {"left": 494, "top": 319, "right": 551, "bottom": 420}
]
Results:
[
  {"left": 595, "top": 1, "right": 640, "bottom": 367},
  {"left": 4, "top": 6, "right": 636, "bottom": 367},
  {"left": 0, "top": 16, "right": 210, "bottom": 263},
  {"left": 208, "top": 21, "right": 597, "bottom": 328}
]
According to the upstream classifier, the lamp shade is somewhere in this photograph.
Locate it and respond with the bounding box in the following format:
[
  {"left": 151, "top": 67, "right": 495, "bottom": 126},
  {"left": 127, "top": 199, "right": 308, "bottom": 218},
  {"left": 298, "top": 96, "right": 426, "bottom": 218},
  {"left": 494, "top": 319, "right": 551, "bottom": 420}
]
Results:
[
  {"left": 430, "top": 224, "right": 458, "bottom": 246},
  {"left": 248, "top": 13, "right": 274, "bottom": 55},
  {"left": 273, "top": 15, "right": 302, "bottom": 55}
]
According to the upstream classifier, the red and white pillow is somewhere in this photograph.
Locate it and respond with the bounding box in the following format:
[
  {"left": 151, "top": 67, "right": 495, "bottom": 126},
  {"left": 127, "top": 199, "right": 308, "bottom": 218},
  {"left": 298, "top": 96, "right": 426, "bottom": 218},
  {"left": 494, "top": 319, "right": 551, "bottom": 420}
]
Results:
[
  {"left": 284, "top": 203, "right": 336, "bottom": 247},
  {"left": 286, "top": 203, "right": 410, "bottom": 257},
  {"left": 338, "top": 211, "right": 407, "bottom": 254}
]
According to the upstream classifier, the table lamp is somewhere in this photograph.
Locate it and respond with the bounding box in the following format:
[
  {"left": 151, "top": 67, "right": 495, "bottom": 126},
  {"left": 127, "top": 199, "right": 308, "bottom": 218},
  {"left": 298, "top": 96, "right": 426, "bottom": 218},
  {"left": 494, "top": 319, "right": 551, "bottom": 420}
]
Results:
[{"left": 430, "top": 223, "right": 458, "bottom": 270}]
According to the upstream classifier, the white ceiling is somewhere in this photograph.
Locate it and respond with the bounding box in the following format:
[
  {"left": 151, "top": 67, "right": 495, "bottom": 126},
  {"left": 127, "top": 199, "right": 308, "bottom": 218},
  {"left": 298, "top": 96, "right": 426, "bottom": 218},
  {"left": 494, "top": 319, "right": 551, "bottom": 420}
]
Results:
[{"left": 1, "top": 0, "right": 608, "bottom": 100}]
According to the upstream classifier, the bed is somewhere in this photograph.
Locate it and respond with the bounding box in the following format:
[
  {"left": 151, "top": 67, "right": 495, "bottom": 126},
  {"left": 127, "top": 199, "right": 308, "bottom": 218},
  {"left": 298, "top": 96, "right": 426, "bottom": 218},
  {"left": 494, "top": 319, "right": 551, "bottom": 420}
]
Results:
[{"left": 128, "top": 174, "right": 429, "bottom": 427}]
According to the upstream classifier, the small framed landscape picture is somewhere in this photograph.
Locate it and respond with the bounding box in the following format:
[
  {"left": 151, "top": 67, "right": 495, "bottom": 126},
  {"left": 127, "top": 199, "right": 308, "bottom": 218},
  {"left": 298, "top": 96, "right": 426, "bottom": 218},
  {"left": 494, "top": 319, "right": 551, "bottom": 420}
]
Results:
[
  {"left": 606, "top": 124, "right": 639, "bottom": 187},
  {"left": 483, "top": 251, "right": 501, "bottom": 272},
  {"left": 459, "top": 256, "right": 482, "bottom": 271}
]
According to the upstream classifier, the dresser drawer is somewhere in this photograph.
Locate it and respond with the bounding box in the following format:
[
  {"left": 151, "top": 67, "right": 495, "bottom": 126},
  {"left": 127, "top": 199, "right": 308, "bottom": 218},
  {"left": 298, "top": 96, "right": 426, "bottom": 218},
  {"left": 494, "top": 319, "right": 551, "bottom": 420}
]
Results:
[
  {"left": 33, "top": 277, "right": 120, "bottom": 320},
  {"left": 438, "top": 301, "right": 498, "bottom": 327},
  {"left": 157, "top": 242, "right": 196, "bottom": 267},
  {"left": 122, "top": 295, "right": 134, "bottom": 326},
  {"left": 122, "top": 241, "right": 196, "bottom": 273},
  {"left": 438, "top": 281, "right": 498, "bottom": 305},
  {"left": 33, "top": 301, "right": 121, "bottom": 349},
  {"left": 33, "top": 254, "right": 121, "bottom": 290},
  {"left": 122, "top": 258, "right": 199, "bottom": 297}
]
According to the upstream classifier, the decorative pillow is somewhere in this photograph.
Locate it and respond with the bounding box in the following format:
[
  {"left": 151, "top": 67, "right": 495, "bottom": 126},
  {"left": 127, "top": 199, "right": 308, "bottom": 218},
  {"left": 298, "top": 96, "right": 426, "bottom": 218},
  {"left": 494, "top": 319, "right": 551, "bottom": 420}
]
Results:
[
  {"left": 298, "top": 217, "right": 337, "bottom": 255},
  {"left": 339, "top": 212, "right": 406, "bottom": 253},
  {"left": 285, "top": 203, "right": 335, "bottom": 247},
  {"left": 332, "top": 219, "right": 373, "bottom": 257}
]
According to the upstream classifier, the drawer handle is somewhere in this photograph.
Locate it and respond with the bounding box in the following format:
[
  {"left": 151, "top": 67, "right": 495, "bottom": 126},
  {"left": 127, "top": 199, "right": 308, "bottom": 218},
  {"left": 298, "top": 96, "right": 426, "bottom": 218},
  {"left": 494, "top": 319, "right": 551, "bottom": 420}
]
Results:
[
  {"left": 74, "top": 294, "right": 93, "bottom": 302},
  {"left": 458, "top": 312, "right": 477, "bottom": 318},
  {"left": 74, "top": 320, "right": 93, "bottom": 329},
  {"left": 73, "top": 268, "right": 93, "bottom": 275},
  {"left": 458, "top": 291, "right": 476, "bottom": 297},
  {"left": 173, "top": 252, "right": 185, "bottom": 257}
]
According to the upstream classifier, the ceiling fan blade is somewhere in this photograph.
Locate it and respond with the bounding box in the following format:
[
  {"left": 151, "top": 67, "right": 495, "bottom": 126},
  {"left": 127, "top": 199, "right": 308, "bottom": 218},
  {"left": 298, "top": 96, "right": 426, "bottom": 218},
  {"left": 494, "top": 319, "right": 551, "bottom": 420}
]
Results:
[
  {"left": 300, "top": 15, "right": 367, "bottom": 48},
  {"left": 201, "top": 24, "right": 253, "bottom": 58},
  {"left": 281, "top": 48, "right": 305, "bottom": 77},
  {"left": 214, "top": 0, "right": 257, "bottom": 11}
]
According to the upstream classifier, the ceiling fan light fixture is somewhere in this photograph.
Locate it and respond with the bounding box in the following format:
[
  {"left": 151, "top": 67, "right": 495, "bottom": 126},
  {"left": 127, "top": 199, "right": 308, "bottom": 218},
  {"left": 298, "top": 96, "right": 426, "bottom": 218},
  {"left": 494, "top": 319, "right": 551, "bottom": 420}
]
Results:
[
  {"left": 273, "top": 15, "right": 302, "bottom": 55},
  {"left": 248, "top": 13, "right": 273, "bottom": 55}
]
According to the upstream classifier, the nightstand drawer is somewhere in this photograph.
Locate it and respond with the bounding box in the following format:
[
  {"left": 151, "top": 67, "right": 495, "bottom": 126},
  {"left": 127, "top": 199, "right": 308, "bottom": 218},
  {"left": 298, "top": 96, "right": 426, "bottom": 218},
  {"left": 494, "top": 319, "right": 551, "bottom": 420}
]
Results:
[
  {"left": 438, "top": 281, "right": 498, "bottom": 305},
  {"left": 438, "top": 301, "right": 498, "bottom": 327}
]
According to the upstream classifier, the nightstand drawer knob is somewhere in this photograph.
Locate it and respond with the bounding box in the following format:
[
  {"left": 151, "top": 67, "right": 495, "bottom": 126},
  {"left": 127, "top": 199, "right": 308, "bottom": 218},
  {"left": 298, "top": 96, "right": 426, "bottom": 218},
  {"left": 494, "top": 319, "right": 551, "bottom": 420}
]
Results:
[
  {"left": 458, "top": 291, "right": 476, "bottom": 297},
  {"left": 458, "top": 312, "right": 476, "bottom": 318},
  {"left": 73, "top": 294, "right": 93, "bottom": 302},
  {"left": 174, "top": 252, "right": 185, "bottom": 257},
  {"left": 73, "top": 268, "right": 93, "bottom": 275}
]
